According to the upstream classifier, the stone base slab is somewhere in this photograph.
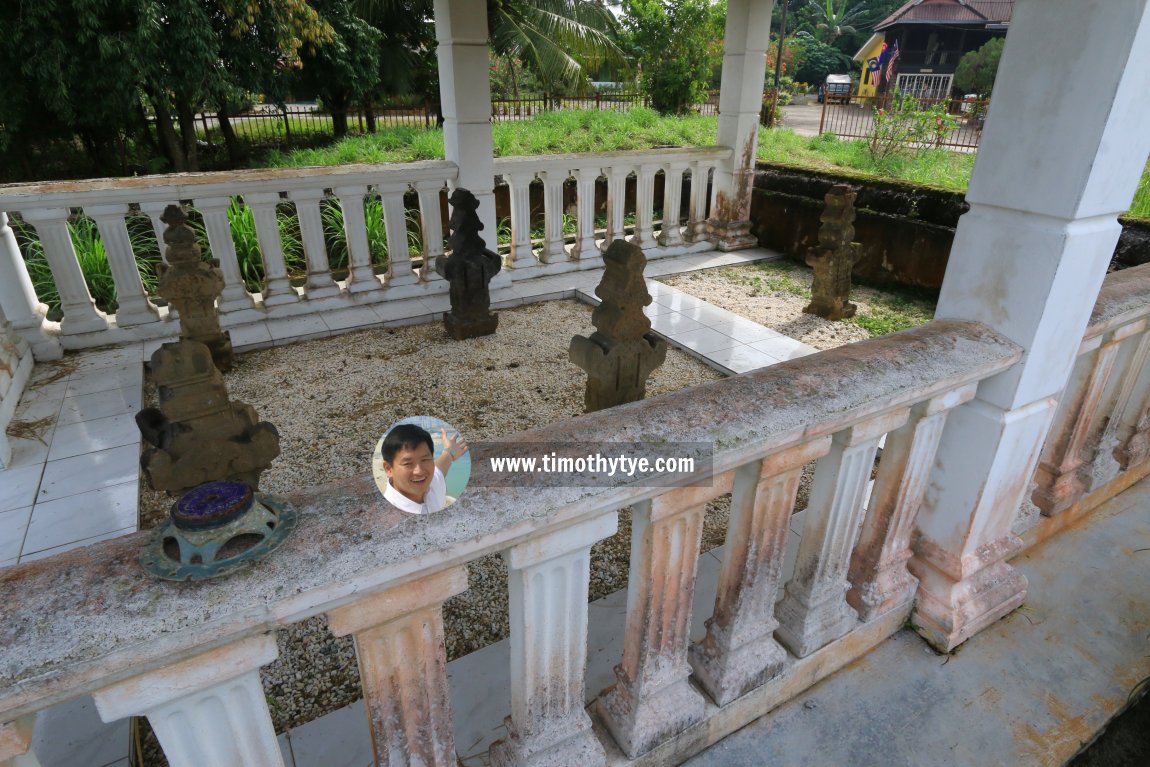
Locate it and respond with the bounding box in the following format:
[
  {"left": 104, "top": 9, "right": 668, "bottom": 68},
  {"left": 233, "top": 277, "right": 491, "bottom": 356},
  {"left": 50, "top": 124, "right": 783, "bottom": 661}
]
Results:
[{"left": 595, "top": 675, "right": 706, "bottom": 759}]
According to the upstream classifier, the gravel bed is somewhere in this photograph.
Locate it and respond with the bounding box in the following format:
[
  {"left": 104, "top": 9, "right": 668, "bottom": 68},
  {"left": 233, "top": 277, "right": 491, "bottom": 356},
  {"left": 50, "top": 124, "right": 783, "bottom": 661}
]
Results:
[{"left": 137, "top": 298, "right": 724, "bottom": 734}]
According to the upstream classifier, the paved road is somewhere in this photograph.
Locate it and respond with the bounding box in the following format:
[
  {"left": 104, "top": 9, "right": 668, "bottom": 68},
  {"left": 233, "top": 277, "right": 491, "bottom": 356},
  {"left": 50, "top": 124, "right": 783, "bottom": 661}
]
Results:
[{"left": 778, "top": 103, "right": 826, "bottom": 137}]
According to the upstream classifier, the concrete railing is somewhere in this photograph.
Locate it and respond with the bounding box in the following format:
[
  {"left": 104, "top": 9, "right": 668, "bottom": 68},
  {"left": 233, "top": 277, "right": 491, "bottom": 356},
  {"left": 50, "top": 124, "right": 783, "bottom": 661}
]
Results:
[
  {"left": 0, "top": 321, "right": 1020, "bottom": 766},
  {"left": 1026, "top": 263, "right": 1150, "bottom": 543},
  {"left": 0, "top": 148, "right": 730, "bottom": 360}
]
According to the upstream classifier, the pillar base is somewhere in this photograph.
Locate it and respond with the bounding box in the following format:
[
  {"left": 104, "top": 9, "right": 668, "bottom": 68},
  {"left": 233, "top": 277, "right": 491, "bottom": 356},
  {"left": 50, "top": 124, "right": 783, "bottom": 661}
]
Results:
[
  {"left": 774, "top": 586, "right": 860, "bottom": 658},
  {"left": 707, "top": 219, "right": 757, "bottom": 251},
  {"left": 847, "top": 552, "right": 919, "bottom": 622},
  {"left": 910, "top": 536, "right": 1028, "bottom": 653},
  {"left": 595, "top": 672, "right": 705, "bottom": 758},
  {"left": 689, "top": 630, "right": 786, "bottom": 707},
  {"left": 490, "top": 714, "right": 604, "bottom": 767}
]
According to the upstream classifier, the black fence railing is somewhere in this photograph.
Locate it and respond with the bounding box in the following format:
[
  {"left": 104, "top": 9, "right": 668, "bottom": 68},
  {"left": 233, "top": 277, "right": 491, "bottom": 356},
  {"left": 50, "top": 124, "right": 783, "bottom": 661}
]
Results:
[{"left": 819, "top": 93, "right": 988, "bottom": 150}]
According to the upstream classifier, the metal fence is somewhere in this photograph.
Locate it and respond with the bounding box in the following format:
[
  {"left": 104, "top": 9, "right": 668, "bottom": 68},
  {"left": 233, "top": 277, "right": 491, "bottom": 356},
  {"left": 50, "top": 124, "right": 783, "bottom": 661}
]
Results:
[{"left": 818, "top": 93, "right": 988, "bottom": 150}]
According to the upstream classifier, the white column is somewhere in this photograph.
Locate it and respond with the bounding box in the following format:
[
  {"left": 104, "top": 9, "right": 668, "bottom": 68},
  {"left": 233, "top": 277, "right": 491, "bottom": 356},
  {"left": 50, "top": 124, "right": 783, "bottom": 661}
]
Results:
[
  {"left": 690, "top": 438, "right": 831, "bottom": 706},
  {"left": 435, "top": 0, "right": 498, "bottom": 249},
  {"left": 414, "top": 180, "right": 447, "bottom": 280},
  {"left": 911, "top": 0, "right": 1150, "bottom": 652},
  {"left": 490, "top": 512, "right": 618, "bottom": 767},
  {"left": 604, "top": 165, "right": 631, "bottom": 251},
  {"left": 847, "top": 385, "right": 975, "bottom": 622},
  {"left": 0, "top": 717, "right": 41, "bottom": 767},
  {"left": 92, "top": 634, "right": 284, "bottom": 767},
  {"left": 85, "top": 204, "right": 161, "bottom": 326},
  {"left": 776, "top": 409, "right": 907, "bottom": 657},
  {"left": 193, "top": 196, "right": 257, "bottom": 312},
  {"left": 333, "top": 185, "right": 382, "bottom": 297},
  {"left": 595, "top": 481, "right": 730, "bottom": 758},
  {"left": 19, "top": 207, "right": 109, "bottom": 335},
  {"left": 539, "top": 169, "right": 570, "bottom": 263},
  {"left": 139, "top": 200, "right": 179, "bottom": 264},
  {"left": 572, "top": 167, "right": 600, "bottom": 263},
  {"left": 684, "top": 161, "right": 712, "bottom": 244},
  {"left": 327, "top": 568, "right": 468, "bottom": 767},
  {"left": 0, "top": 212, "right": 61, "bottom": 360},
  {"left": 244, "top": 192, "right": 298, "bottom": 307},
  {"left": 287, "top": 189, "right": 342, "bottom": 300},
  {"left": 658, "top": 162, "right": 688, "bottom": 248},
  {"left": 380, "top": 184, "right": 419, "bottom": 288},
  {"left": 708, "top": 0, "right": 773, "bottom": 250},
  {"left": 632, "top": 163, "right": 659, "bottom": 251},
  {"left": 504, "top": 171, "right": 538, "bottom": 269},
  {"left": 1109, "top": 334, "right": 1150, "bottom": 471}
]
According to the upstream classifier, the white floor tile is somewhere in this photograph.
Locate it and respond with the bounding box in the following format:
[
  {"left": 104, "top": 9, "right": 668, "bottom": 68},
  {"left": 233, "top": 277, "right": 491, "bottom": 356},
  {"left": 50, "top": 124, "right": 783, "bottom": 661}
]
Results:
[
  {"left": 668, "top": 327, "right": 741, "bottom": 355},
  {"left": 655, "top": 290, "right": 704, "bottom": 312},
  {"left": 712, "top": 318, "right": 786, "bottom": 345},
  {"left": 12, "top": 395, "right": 65, "bottom": 424},
  {"left": 7, "top": 435, "right": 52, "bottom": 468},
  {"left": 0, "top": 506, "right": 32, "bottom": 562},
  {"left": 418, "top": 295, "right": 451, "bottom": 314},
  {"left": 22, "top": 483, "right": 138, "bottom": 555},
  {"left": 650, "top": 312, "right": 704, "bottom": 336},
  {"left": 375, "top": 298, "right": 431, "bottom": 321},
  {"left": 643, "top": 301, "right": 678, "bottom": 318},
  {"left": 47, "top": 414, "right": 139, "bottom": 462},
  {"left": 268, "top": 314, "right": 329, "bottom": 343},
  {"left": 57, "top": 387, "right": 142, "bottom": 427},
  {"left": 18, "top": 377, "right": 70, "bottom": 404},
  {"left": 706, "top": 345, "right": 783, "bottom": 374},
  {"left": 0, "top": 463, "right": 43, "bottom": 513},
  {"left": 320, "top": 306, "right": 382, "bottom": 332},
  {"left": 64, "top": 366, "right": 143, "bottom": 399},
  {"left": 667, "top": 302, "right": 736, "bottom": 325},
  {"left": 229, "top": 322, "right": 273, "bottom": 349},
  {"left": 31, "top": 696, "right": 130, "bottom": 767},
  {"left": 29, "top": 361, "right": 72, "bottom": 386},
  {"left": 286, "top": 700, "right": 373, "bottom": 767},
  {"left": 749, "top": 336, "right": 819, "bottom": 361},
  {"left": 71, "top": 345, "right": 144, "bottom": 374},
  {"left": 19, "top": 525, "right": 136, "bottom": 563},
  {"left": 39, "top": 444, "right": 139, "bottom": 502},
  {"left": 280, "top": 733, "right": 296, "bottom": 767}
]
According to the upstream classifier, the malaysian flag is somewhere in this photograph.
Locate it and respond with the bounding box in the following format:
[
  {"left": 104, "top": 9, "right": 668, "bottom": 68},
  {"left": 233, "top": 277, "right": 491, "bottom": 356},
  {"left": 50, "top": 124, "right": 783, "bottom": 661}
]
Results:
[{"left": 885, "top": 40, "right": 901, "bottom": 85}]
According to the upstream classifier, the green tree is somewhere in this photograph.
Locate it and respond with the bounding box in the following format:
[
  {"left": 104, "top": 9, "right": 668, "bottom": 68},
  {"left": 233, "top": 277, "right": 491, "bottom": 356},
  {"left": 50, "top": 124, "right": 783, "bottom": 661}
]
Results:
[
  {"left": 623, "top": 0, "right": 723, "bottom": 114},
  {"left": 791, "top": 33, "right": 855, "bottom": 85},
  {"left": 953, "top": 37, "right": 1005, "bottom": 96}
]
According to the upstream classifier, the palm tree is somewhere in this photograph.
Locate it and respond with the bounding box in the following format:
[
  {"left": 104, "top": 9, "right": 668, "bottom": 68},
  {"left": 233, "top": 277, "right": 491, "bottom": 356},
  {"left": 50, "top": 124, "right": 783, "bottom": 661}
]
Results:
[{"left": 805, "top": 0, "right": 874, "bottom": 43}]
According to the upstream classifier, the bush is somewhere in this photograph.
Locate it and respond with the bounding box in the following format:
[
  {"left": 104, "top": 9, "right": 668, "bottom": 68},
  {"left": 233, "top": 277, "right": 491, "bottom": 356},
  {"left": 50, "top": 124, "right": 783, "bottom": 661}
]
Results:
[
  {"left": 623, "top": 0, "right": 723, "bottom": 115},
  {"left": 866, "top": 92, "right": 959, "bottom": 167}
]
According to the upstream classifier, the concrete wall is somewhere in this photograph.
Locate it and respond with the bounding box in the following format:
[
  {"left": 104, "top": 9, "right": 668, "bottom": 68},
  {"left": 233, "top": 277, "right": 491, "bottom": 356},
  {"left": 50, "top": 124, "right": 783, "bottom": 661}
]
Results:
[{"left": 749, "top": 163, "right": 1150, "bottom": 290}]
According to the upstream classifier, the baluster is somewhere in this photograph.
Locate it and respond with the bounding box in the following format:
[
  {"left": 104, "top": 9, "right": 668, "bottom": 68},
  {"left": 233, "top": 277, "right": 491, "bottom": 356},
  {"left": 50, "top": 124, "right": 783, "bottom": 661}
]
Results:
[
  {"left": 539, "top": 169, "right": 569, "bottom": 263},
  {"left": 572, "top": 167, "right": 600, "bottom": 262},
  {"left": 379, "top": 184, "right": 419, "bottom": 288},
  {"left": 286, "top": 189, "right": 341, "bottom": 300},
  {"left": 631, "top": 163, "right": 660, "bottom": 250},
  {"left": 413, "top": 180, "right": 447, "bottom": 280},
  {"left": 491, "top": 512, "right": 618, "bottom": 767},
  {"left": 1107, "top": 332, "right": 1150, "bottom": 471},
  {"left": 658, "top": 162, "right": 688, "bottom": 248},
  {"left": 603, "top": 165, "right": 631, "bottom": 251},
  {"left": 0, "top": 212, "right": 60, "bottom": 359},
  {"left": 776, "top": 409, "right": 908, "bottom": 657},
  {"left": 327, "top": 567, "right": 468, "bottom": 767},
  {"left": 333, "top": 185, "right": 383, "bottom": 297},
  {"left": 1033, "top": 326, "right": 1131, "bottom": 516},
  {"left": 243, "top": 192, "right": 299, "bottom": 307},
  {"left": 848, "top": 385, "right": 976, "bottom": 621},
  {"left": 596, "top": 477, "right": 733, "bottom": 758},
  {"left": 690, "top": 439, "right": 831, "bottom": 706},
  {"left": 19, "top": 207, "right": 109, "bottom": 335},
  {"left": 92, "top": 634, "right": 284, "bottom": 767},
  {"left": 140, "top": 200, "right": 178, "bottom": 264},
  {"left": 192, "top": 196, "right": 257, "bottom": 312},
  {"left": 684, "top": 161, "right": 712, "bottom": 243},
  {"left": 504, "top": 171, "right": 537, "bottom": 269},
  {"left": 85, "top": 204, "right": 161, "bottom": 326},
  {"left": 0, "top": 716, "right": 40, "bottom": 767}
]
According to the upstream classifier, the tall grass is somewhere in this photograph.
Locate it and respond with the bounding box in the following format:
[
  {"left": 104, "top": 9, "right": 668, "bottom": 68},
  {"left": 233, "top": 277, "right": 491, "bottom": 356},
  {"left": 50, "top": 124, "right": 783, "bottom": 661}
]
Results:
[{"left": 1130, "top": 159, "right": 1150, "bottom": 220}]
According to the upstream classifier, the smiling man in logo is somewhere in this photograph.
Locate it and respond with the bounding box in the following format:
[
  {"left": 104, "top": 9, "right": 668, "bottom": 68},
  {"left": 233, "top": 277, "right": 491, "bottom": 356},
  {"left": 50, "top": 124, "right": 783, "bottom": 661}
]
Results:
[{"left": 379, "top": 423, "right": 468, "bottom": 514}]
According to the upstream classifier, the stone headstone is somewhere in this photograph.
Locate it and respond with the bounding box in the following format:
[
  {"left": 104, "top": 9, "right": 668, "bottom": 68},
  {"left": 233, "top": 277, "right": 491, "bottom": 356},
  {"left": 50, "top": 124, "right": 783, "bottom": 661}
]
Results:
[
  {"left": 136, "top": 340, "right": 280, "bottom": 495},
  {"left": 157, "top": 205, "right": 234, "bottom": 371},
  {"left": 570, "top": 239, "right": 667, "bottom": 412},
  {"left": 803, "top": 184, "right": 863, "bottom": 321},
  {"left": 437, "top": 188, "right": 502, "bottom": 340}
]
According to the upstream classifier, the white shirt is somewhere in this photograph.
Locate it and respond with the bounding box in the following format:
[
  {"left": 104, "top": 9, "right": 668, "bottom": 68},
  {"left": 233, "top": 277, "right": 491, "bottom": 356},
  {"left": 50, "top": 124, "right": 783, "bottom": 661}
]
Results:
[{"left": 383, "top": 466, "right": 447, "bottom": 515}]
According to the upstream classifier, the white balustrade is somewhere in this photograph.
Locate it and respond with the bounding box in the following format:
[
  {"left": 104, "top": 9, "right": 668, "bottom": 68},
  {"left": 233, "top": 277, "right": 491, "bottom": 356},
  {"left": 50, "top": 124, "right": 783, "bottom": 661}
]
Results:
[
  {"left": 244, "top": 192, "right": 299, "bottom": 306},
  {"left": 0, "top": 321, "right": 1024, "bottom": 767},
  {"left": 572, "top": 167, "right": 600, "bottom": 262},
  {"left": 685, "top": 160, "right": 713, "bottom": 243},
  {"left": 604, "top": 164, "right": 631, "bottom": 250},
  {"left": 85, "top": 203, "right": 161, "bottom": 327},
  {"left": 539, "top": 169, "right": 569, "bottom": 263},
  {"left": 631, "top": 163, "right": 660, "bottom": 250},
  {"left": 413, "top": 180, "right": 447, "bottom": 280},
  {"left": 139, "top": 200, "right": 178, "bottom": 264},
  {"left": 658, "top": 162, "right": 689, "bottom": 248},
  {"left": 0, "top": 212, "right": 59, "bottom": 359},
  {"left": 333, "top": 184, "right": 383, "bottom": 297},
  {"left": 379, "top": 184, "right": 420, "bottom": 290},
  {"left": 18, "top": 207, "right": 109, "bottom": 335},
  {"left": 504, "top": 171, "right": 538, "bottom": 269},
  {"left": 193, "top": 196, "right": 258, "bottom": 312}
]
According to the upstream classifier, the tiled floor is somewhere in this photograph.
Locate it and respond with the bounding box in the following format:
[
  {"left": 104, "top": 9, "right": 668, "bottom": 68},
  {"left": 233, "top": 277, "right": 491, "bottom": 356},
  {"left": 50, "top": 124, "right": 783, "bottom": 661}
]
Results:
[{"left": 6, "top": 246, "right": 817, "bottom": 766}]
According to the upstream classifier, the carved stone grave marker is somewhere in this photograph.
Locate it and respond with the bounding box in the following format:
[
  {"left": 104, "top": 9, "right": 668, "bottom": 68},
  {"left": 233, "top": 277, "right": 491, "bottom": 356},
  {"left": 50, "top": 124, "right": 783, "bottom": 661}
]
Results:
[
  {"left": 437, "top": 188, "right": 502, "bottom": 340},
  {"left": 804, "top": 184, "right": 862, "bottom": 321},
  {"left": 570, "top": 239, "right": 667, "bottom": 412}
]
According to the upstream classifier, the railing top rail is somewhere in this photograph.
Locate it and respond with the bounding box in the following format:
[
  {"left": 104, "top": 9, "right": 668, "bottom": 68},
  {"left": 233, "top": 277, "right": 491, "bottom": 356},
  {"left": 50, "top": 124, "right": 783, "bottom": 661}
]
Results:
[
  {"left": 1087, "top": 263, "right": 1150, "bottom": 336},
  {"left": 494, "top": 146, "right": 732, "bottom": 175},
  {"left": 0, "top": 160, "right": 459, "bottom": 210},
  {"left": 0, "top": 320, "right": 1019, "bottom": 721}
]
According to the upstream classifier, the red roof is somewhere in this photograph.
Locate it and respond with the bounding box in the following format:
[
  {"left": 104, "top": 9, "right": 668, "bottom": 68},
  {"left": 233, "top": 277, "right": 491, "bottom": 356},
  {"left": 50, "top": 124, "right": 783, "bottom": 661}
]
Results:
[{"left": 876, "top": 0, "right": 1014, "bottom": 30}]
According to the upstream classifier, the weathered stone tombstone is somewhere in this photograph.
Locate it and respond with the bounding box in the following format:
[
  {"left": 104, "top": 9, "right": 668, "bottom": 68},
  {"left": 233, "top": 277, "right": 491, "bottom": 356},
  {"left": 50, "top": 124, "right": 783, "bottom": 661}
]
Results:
[
  {"left": 136, "top": 340, "right": 280, "bottom": 496},
  {"left": 803, "top": 184, "right": 863, "bottom": 321},
  {"left": 437, "top": 188, "right": 502, "bottom": 340},
  {"left": 570, "top": 239, "right": 667, "bottom": 412},
  {"left": 157, "top": 204, "right": 234, "bottom": 371}
]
